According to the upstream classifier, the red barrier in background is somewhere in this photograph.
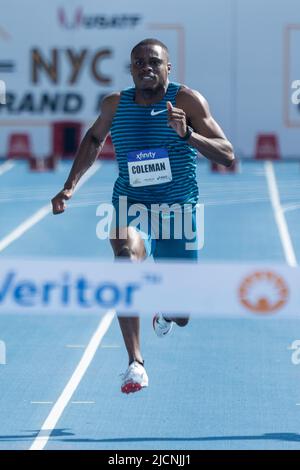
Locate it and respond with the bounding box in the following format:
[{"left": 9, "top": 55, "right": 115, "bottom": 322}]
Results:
[
  {"left": 7, "top": 133, "right": 33, "bottom": 159},
  {"left": 7, "top": 124, "right": 115, "bottom": 164},
  {"left": 52, "top": 121, "right": 82, "bottom": 159},
  {"left": 255, "top": 134, "right": 280, "bottom": 160}
]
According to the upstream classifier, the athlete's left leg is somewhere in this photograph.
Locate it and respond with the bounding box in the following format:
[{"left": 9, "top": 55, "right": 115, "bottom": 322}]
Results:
[
  {"left": 153, "top": 237, "right": 197, "bottom": 327},
  {"left": 153, "top": 206, "right": 199, "bottom": 328}
]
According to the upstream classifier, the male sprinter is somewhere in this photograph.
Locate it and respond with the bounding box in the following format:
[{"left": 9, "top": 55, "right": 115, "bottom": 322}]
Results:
[{"left": 51, "top": 39, "right": 234, "bottom": 394}]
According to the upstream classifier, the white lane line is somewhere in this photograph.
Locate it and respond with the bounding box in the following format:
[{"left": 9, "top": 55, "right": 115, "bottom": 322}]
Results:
[
  {"left": 67, "top": 344, "right": 120, "bottom": 349},
  {"left": 71, "top": 401, "right": 95, "bottom": 404},
  {"left": 265, "top": 161, "right": 298, "bottom": 267},
  {"left": 29, "top": 309, "right": 115, "bottom": 451},
  {"left": 31, "top": 400, "right": 95, "bottom": 404},
  {"left": 0, "top": 161, "right": 15, "bottom": 176},
  {"left": 0, "top": 163, "right": 101, "bottom": 253},
  {"left": 283, "top": 204, "right": 300, "bottom": 213},
  {"left": 31, "top": 402, "right": 54, "bottom": 405},
  {"left": 0, "top": 205, "right": 52, "bottom": 252}
]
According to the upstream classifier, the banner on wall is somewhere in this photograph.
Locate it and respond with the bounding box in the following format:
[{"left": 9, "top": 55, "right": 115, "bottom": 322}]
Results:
[
  {"left": 0, "top": 5, "right": 182, "bottom": 121},
  {"left": 0, "top": 258, "right": 299, "bottom": 317},
  {"left": 0, "top": 0, "right": 300, "bottom": 157}
]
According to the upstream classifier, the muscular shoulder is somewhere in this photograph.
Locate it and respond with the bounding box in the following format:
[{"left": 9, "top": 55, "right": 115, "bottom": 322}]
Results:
[
  {"left": 101, "top": 92, "right": 121, "bottom": 117},
  {"left": 89, "top": 92, "right": 120, "bottom": 140},
  {"left": 176, "top": 86, "right": 209, "bottom": 118}
]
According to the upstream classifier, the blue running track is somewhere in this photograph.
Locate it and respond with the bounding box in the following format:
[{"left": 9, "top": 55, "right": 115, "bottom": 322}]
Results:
[{"left": 0, "top": 159, "right": 299, "bottom": 450}]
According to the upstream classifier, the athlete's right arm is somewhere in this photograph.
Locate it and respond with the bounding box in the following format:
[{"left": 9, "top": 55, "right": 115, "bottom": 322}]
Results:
[{"left": 51, "top": 93, "right": 120, "bottom": 215}]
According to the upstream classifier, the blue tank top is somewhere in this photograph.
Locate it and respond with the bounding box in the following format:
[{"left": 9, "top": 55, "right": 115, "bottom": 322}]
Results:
[{"left": 110, "top": 82, "right": 198, "bottom": 206}]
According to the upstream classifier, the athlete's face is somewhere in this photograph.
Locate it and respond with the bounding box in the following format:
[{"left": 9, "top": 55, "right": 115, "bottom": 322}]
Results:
[{"left": 130, "top": 45, "right": 171, "bottom": 91}]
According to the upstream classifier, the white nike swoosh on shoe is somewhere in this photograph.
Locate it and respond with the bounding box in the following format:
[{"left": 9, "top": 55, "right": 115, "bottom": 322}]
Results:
[{"left": 150, "top": 109, "right": 168, "bottom": 116}]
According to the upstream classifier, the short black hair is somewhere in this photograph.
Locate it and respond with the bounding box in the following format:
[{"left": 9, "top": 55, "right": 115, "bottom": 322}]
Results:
[{"left": 131, "top": 38, "right": 169, "bottom": 59}]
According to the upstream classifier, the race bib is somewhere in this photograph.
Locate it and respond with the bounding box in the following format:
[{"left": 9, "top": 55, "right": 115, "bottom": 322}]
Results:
[{"left": 127, "top": 148, "right": 173, "bottom": 187}]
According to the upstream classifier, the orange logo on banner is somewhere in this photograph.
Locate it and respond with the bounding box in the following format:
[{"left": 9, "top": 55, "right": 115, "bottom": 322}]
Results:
[{"left": 239, "top": 271, "right": 289, "bottom": 314}]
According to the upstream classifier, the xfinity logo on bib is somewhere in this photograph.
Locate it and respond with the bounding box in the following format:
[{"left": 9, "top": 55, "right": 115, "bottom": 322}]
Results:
[
  {"left": 136, "top": 151, "right": 156, "bottom": 161},
  {"left": 0, "top": 271, "right": 140, "bottom": 310}
]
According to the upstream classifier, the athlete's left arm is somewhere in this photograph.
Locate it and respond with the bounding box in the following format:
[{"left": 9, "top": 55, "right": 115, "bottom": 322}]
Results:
[{"left": 175, "top": 88, "right": 235, "bottom": 167}]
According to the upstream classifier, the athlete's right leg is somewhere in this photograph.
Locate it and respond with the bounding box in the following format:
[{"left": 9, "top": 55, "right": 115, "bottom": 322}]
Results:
[{"left": 110, "top": 226, "right": 147, "bottom": 367}]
